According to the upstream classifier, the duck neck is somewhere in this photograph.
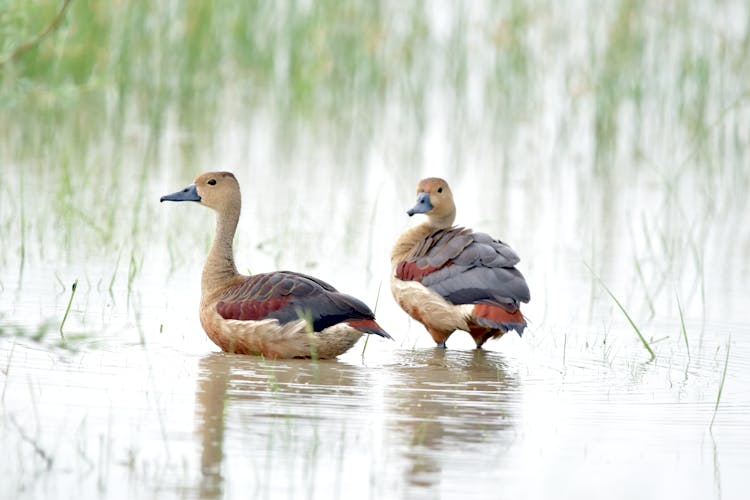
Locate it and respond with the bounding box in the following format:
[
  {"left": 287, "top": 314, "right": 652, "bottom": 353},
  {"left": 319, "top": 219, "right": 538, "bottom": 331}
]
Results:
[
  {"left": 428, "top": 212, "right": 455, "bottom": 229},
  {"left": 202, "top": 205, "right": 240, "bottom": 295}
]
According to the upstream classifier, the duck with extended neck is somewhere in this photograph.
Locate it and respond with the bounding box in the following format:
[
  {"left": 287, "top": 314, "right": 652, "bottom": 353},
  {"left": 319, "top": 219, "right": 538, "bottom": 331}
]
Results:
[
  {"left": 391, "top": 177, "right": 530, "bottom": 349},
  {"left": 161, "top": 171, "right": 391, "bottom": 359}
]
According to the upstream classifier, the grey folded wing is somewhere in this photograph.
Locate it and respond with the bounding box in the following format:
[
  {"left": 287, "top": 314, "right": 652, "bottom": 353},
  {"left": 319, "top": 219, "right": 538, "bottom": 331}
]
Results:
[{"left": 405, "top": 227, "right": 530, "bottom": 310}]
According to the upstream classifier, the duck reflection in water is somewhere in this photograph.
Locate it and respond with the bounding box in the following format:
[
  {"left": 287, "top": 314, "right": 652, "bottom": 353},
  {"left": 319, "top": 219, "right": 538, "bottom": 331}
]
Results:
[
  {"left": 194, "top": 353, "right": 368, "bottom": 498},
  {"left": 383, "top": 349, "right": 520, "bottom": 493},
  {"left": 194, "top": 349, "right": 519, "bottom": 498}
]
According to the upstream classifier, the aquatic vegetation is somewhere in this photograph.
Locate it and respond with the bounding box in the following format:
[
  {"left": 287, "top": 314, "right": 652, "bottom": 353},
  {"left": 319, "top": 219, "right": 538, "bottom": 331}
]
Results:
[
  {"left": 586, "top": 263, "right": 655, "bottom": 361},
  {"left": 0, "top": 318, "right": 55, "bottom": 343},
  {"left": 710, "top": 338, "right": 731, "bottom": 429},
  {"left": 58, "top": 278, "right": 77, "bottom": 339},
  {"left": 676, "top": 292, "right": 689, "bottom": 357}
]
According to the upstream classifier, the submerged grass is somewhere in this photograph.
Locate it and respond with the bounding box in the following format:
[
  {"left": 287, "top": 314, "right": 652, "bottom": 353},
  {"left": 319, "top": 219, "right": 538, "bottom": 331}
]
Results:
[
  {"left": 0, "top": 317, "right": 86, "bottom": 352},
  {"left": 10, "top": 415, "right": 53, "bottom": 469}
]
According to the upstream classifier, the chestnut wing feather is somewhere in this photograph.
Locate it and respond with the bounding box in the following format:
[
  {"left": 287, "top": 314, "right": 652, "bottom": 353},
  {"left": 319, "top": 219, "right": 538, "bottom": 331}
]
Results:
[{"left": 217, "top": 271, "right": 376, "bottom": 331}]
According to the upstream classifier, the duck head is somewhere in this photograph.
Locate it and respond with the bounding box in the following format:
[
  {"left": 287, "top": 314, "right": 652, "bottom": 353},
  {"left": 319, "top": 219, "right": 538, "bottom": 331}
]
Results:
[
  {"left": 161, "top": 171, "right": 240, "bottom": 213},
  {"left": 407, "top": 177, "right": 456, "bottom": 228}
]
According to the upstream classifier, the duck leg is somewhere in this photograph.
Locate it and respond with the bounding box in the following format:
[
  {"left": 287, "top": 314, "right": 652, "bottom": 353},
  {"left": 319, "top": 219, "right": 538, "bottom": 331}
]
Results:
[
  {"left": 427, "top": 327, "right": 452, "bottom": 348},
  {"left": 470, "top": 326, "right": 503, "bottom": 349}
]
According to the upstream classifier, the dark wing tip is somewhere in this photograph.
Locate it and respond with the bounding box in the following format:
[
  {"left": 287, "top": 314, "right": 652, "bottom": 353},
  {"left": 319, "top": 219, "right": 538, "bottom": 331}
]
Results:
[
  {"left": 473, "top": 317, "right": 527, "bottom": 337},
  {"left": 347, "top": 319, "right": 393, "bottom": 340}
]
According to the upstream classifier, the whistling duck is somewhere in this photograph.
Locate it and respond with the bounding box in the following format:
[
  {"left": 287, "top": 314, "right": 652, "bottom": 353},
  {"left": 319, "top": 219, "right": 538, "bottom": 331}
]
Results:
[
  {"left": 390, "top": 178, "right": 530, "bottom": 349},
  {"left": 161, "top": 172, "right": 391, "bottom": 359}
]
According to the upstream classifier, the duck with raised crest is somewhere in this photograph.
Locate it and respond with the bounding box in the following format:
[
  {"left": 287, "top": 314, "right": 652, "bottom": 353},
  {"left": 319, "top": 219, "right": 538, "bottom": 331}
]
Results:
[
  {"left": 161, "top": 172, "right": 391, "bottom": 359},
  {"left": 390, "top": 177, "right": 530, "bottom": 349}
]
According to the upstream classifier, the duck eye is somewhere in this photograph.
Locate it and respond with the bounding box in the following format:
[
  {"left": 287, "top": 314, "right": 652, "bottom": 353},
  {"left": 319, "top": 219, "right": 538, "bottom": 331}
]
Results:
[
  {"left": 437, "top": 187, "right": 443, "bottom": 193},
  {"left": 207, "top": 179, "right": 216, "bottom": 186}
]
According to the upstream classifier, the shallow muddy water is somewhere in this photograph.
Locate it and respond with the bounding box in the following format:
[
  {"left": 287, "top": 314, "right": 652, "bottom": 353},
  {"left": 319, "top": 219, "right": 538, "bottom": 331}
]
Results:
[{"left": 2, "top": 1, "right": 750, "bottom": 499}]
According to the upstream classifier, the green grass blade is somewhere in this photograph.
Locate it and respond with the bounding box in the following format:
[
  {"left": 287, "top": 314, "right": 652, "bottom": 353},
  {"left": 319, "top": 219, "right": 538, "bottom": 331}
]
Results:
[
  {"left": 675, "top": 292, "right": 690, "bottom": 358},
  {"left": 296, "top": 308, "right": 318, "bottom": 361},
  {"left": 0, "top": 0, "right": 74, "bottom": 65},
  {"left": 710, "top": 338, "right": 730, "bottom": 429},
  {"left": 361, "top": 333, "right": 370, "bottom": 358},
  {"left": 585, "top": 263, "right": 655, "bottom": 360},
  {"left": 363, "top": 281, "right": 383, "bottom": 358},
  {"left": 373, "top": 280, "right": 383, "bottom": 314},
  {"left": 633, "top": 257, "right": 655, "bottom": 319},
  {"left": 59, "top": 279, "right": 78, "bottom": 340}
]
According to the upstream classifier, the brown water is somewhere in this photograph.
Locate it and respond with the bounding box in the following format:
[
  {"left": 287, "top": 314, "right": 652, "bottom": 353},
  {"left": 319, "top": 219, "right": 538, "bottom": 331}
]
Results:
[{"left": 2, "top": 1, "right": 750, "bottom": 499}]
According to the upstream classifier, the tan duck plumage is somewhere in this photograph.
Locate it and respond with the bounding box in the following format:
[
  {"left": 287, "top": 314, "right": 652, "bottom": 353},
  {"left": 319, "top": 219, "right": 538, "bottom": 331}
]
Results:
[
  {"left": 161, "top": 171, "right": 391, "bottom": 359},
  {"left": 391, "top": 178, "right": 530, "bottom": 349}
]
